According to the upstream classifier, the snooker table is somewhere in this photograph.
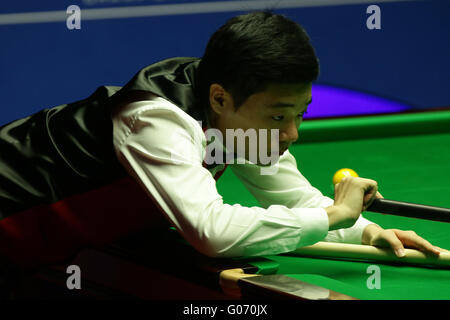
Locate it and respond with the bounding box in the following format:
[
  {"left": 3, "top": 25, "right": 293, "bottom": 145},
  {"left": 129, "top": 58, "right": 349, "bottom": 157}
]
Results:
[{"left": 12, "top": 109, "right": 450, "bottom": 300}]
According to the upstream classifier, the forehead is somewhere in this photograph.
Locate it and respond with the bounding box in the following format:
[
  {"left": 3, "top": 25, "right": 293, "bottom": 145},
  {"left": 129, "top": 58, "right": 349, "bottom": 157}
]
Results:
[{"left": 257, "top": 83, "right": 312, "bottom": 104}]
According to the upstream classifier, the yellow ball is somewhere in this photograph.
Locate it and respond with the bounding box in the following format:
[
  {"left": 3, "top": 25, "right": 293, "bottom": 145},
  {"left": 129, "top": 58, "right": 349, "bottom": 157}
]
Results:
[{"left": 332, "top": 168, "right": 359, "bottom": 185}]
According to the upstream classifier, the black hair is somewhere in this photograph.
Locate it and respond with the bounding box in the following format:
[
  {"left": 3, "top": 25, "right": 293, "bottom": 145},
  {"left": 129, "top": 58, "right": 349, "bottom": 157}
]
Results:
[{"left": 197, "top": 11, "right": 319, "bottom": 110}]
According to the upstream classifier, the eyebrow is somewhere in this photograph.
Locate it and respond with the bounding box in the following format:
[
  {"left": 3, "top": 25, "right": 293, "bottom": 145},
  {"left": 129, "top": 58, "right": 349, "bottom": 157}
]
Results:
[{"left": 270, "top": 98, "right": 313, "bottom": 108}]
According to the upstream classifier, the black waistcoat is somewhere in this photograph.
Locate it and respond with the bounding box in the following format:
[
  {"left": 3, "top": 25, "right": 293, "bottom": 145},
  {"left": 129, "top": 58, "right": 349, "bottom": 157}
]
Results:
[
  {"left": 0, "top": 57, "right": 210, "bottom": 267},
  {"left": 0, "top": 57, "right": 205, "bottom": 217}
]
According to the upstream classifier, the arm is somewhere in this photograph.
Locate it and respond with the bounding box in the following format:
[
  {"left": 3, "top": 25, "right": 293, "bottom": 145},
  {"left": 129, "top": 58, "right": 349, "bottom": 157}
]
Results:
[
  {"left": 112, "top": 98, "right": 329, "bottom": 257},
  {"left": 230, "top": 151, "right": 446, "bottom": 257},
  {"left": 230, "top": 150, "right": 376, "bottom": 244}
]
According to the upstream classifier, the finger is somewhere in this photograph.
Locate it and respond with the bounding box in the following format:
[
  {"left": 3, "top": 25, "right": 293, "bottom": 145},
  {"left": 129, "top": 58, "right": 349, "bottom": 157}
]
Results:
[
  {"left": 396, "top": 230, "right": 441, "bottom": 256},
  {"left": 363, "top": 186, "right": 378, "bottom": 210},
  {"left": 434, "top": 246, "right": 450, "bottom": 253},
  {"left": 376, "top": 191, "right": 384, "bottom": 199},
  {"left": 418, "top": 240, "right": 441, "bottom": 256},
  {"left": 363, "top": 190, "right": 377, "bottom": 208},
  {"left": 379, "top": 230, "right": 406, "bottom": 258},
  {"left": 360, "top": 179, "right": 378, "bottom": 203},
  {"left": 334, "top": 182, "right": 340, "bottom": 197}
]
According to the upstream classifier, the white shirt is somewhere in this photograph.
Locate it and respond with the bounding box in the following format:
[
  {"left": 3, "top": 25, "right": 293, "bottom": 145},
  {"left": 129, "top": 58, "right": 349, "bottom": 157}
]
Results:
[{"left": 111, "top": 94, "right": 375, "bottom": 257}]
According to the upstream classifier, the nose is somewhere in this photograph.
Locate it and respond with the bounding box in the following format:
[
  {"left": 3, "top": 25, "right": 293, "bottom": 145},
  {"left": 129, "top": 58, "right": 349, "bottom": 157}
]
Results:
[{"left": 280, "top": 120, "right": 299, "bottom": 144}]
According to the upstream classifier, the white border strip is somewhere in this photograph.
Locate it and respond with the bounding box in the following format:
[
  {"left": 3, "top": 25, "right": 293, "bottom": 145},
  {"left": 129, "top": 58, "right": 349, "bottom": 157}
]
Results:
[{"left": 0, "top": 0, "right": 417, "bottom": 25}]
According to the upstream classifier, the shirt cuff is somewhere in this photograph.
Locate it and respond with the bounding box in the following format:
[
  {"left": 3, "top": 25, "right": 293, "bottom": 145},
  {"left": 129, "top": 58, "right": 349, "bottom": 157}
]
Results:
[
  {"left": 351, "top": 216, "right": 380, "bottom": 244},
  {"left": 294, "top": 208, "right": 329, "bottom": 248},
  {"left": 335, "top": 215, "right": 379, "bottom": 244}
]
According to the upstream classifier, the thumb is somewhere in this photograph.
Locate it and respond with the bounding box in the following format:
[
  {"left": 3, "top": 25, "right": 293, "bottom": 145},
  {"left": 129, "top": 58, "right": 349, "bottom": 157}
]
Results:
[{"left": 363, "top": 187, "right": 378, "bottom": 211}]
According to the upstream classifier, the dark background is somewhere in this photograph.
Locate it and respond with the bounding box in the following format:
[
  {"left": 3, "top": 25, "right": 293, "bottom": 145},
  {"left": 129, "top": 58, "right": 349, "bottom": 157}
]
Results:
[{"left": 1, "top": 0, "right": 449, "bottom": 125}]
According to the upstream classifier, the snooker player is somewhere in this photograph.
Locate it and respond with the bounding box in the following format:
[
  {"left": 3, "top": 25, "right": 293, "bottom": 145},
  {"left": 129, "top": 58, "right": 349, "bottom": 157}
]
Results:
[{"left": 0, "top": 12, "right": 446, "bottom": 294}]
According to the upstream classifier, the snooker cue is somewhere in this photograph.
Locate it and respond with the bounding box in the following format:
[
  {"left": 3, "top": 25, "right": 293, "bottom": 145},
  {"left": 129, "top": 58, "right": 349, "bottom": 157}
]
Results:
[
  {"left": 367, "top": 198, "right": 450, "bottom": 223},
  {"left": 293, "top": 241, "right": 450, "bottom": 267}
]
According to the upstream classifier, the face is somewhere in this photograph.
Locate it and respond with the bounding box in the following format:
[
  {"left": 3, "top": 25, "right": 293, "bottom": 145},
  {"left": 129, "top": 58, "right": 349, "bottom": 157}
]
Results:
[{"left": 208, "top": 82, "right": 312, "bottom": 165}]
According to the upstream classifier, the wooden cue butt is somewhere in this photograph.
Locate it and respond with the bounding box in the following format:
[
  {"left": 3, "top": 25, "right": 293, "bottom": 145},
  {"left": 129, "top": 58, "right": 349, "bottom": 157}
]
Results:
[{"left": 219, "top": 268, "right": 259, "bottom": 298}]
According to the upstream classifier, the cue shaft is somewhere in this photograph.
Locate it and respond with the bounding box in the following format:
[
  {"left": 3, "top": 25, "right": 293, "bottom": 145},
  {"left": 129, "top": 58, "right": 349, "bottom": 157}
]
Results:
[
  {"left": 367, "top": 198, "right": 450, "bottom": 223},
  {"left": 293, "top": 242, "right": 450, "bottom": 267}
]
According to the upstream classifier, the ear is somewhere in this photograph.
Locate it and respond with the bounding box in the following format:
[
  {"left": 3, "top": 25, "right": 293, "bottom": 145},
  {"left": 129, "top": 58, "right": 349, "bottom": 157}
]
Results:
[{"left": 209, "top": 83, "right": 234, "bottom": 115}]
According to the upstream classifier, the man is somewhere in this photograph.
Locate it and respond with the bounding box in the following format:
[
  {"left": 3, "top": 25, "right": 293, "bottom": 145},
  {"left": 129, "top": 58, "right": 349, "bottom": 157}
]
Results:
[{"left": 0, "top": 12, "right": 445, "bottom": 289}]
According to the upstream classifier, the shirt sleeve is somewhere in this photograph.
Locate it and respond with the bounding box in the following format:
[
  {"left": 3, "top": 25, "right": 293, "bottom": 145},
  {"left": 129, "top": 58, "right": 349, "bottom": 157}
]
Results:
[
  {"left": 229, "top": 151, "right": 377, "bottom": 245},
  {"left": 112, "top": 98, "right": 330, "bottom": 258}
]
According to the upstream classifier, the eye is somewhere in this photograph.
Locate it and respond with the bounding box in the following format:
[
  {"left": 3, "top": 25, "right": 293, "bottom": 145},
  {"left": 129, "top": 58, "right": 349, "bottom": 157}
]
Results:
[
  {"left": 297, "top": 110, "right": 308, "bottom": 118},
  {"left": 272, "top": 115, "right": 284, "bottom": 121}
]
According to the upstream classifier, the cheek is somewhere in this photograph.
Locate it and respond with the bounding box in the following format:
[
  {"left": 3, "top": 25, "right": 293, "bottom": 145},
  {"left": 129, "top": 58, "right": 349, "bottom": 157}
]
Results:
[
  {"left": 229, "top": 113, "right": 252, "bottom": 131},
  {"left": 233, "top": 106, "right": 268, "bottom": 127},
  {"left": 255, "top": 129, "right": 279, "bottom": 152}
]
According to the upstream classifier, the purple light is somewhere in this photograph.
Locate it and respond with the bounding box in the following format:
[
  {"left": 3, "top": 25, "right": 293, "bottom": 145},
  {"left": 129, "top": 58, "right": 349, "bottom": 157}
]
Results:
[{"left": 305, "top": 84, "right": 411, "bottom": 118}]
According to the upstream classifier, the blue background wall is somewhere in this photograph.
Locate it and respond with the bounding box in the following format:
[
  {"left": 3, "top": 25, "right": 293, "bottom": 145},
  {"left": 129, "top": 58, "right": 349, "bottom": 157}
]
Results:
[{"left": 1, "top": 0, "right": 449, "bottom": 125}]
